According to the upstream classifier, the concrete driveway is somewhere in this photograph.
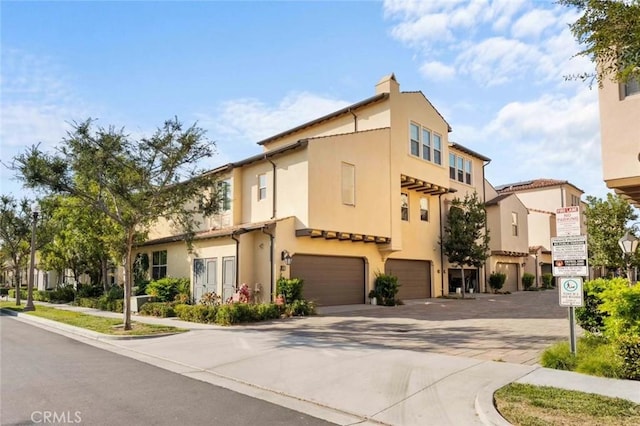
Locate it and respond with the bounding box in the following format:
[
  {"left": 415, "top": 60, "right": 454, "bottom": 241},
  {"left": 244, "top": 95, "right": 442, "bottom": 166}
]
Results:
[{"left": 244, "top": 289, "right": 571, "bottom": 365}]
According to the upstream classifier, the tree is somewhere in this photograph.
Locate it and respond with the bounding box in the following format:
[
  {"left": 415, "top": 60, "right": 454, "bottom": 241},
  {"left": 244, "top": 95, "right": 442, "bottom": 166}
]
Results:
[
  {"left": 0, "top": 196, "right": 34, "bottom": 305},
  {"left": 585, "top": 193, "right": 638, "bottom": 272},
  {"left": 440, "top": 192, "right": 490, "bottom": 298},
  {"left": 560, "top": 0, "right": 640, "bottom": 86},
  {"left": 13, "top": 118, "right": 219, "bottom": 329}
]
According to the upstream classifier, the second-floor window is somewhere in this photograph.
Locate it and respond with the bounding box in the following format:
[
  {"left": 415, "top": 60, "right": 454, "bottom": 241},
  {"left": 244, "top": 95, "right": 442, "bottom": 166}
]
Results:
[
  {"left": 152, "top": 250, "right": 167, "bottom": 280},
  {"left": 420, "top": 197, "right": 429, "bottom": 222},
  {"left": 570, "top": 194, "right": 580, "bottom": 206},
  {"left": 449, "top": 154, "right": 472, "bottom": 185},
  {"left": 409, "top": 122, "right": 441, "bottom": 165},
  {"left": 401, "top": 193, "right": 409, "bottom": 221},
  {"left": 341, "top": 162, "right": 355, "bottom": 206},
  {"left": 511, "top": 212, "right": 518, "bottom": 237},
  {"left": 624, "top": 77, "right": 640, "bottom": 97},
  {"left": 217, "top": 180, "right": 231, "bottom": 211},
  {"left": 258, "top": 174, "right": 267, "bottom": 201}
]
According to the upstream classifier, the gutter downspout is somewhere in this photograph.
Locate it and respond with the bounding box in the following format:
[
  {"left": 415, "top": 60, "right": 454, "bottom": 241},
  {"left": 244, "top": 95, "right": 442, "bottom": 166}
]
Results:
[
  {"left": 482, "top": 159, "right": 491, "bottom": 293},
  {"left": 268, "top": 158, "right": 277, "bottom": 219},
  {"left": 439, "top": 193, "right": 445, "bottom": 296},
  {"left": 349, "top": 108, "right": 358, "bottom": 132},
  {"left": 231, "top": 232, "right": 240, "bottom": 290},
  {"left": 262, "top": 226, "right": 275, "bottom": 302}
]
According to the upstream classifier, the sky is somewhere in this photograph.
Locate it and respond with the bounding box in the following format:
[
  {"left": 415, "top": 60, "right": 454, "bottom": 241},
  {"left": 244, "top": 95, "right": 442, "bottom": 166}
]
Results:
[{"left": 1, "top": 0, "right": 608, "bottom": 202}]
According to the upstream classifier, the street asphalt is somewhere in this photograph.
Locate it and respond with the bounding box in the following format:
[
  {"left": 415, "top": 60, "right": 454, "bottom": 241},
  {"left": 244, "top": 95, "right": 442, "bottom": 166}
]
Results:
[{"left": 1, "top": 290, "right": 638, "bottom": 425}]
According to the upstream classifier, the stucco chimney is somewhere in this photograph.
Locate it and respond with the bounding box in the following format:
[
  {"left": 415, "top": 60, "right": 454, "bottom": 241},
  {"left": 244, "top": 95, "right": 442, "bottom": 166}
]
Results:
[{"left": 375, "top": 73, "right": 399, "bottom": 95}]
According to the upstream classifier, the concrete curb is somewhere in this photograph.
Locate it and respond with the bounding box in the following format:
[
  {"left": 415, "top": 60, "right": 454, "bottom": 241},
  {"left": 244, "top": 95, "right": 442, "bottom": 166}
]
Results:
[
  {"left": 474, "top": 386, "right": 512, "bottom": 426},
  {"left": 0, "top": 308, "right": 185, "bottom": 340}
]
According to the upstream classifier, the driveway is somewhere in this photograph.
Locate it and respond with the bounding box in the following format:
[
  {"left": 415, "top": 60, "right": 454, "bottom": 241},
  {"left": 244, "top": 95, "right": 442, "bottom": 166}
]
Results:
[{"left": 244, "top": 289, "right": 571, "bottom": 365}]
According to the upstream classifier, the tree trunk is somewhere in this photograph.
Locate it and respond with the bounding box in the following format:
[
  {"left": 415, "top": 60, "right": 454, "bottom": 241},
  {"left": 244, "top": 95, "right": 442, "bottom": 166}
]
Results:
[
  {"left": 102, "top": 258, "right": 109, "bottom": 294},
  {"left": 122, "top": 230, "right": 134, "bottom": 330},
  {"left": 14, "top": 258, "right": 21, "bottom": 306},
  {"left": 460, "top": 265, "right": 465, "bottom": 299}
]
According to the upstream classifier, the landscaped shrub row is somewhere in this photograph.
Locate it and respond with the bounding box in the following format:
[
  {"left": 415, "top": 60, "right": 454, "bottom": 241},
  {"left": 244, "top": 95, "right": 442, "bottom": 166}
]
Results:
[
  {"left": 139, "top": 302, "right": 176, "bottom": 318},
  {"left": 146, "top": 277, "right": 190, "bottom": 303},
  {"left": 9, "top": 286, "right": 75, "bottom": 303},
  {"left": 174, "top": 303, "right": 282, "bottom": 325},
  {"left": 75, "top": 297, "right": 124, "bottom": 313}
]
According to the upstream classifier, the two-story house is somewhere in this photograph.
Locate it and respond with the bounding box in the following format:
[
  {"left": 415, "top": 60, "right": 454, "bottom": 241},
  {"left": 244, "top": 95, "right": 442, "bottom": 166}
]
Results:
[
  {"left": 136, "top": 74, "right": 509, "bottom": 306},
  {"left": 598, "top": 77, "right": 640, "bottom": 207},
  {"left": 495, "top": 179, "right": 586, "bottom": 285}
]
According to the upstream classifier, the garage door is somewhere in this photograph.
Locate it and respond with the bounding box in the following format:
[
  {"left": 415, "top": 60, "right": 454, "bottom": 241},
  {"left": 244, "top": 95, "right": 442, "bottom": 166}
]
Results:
[
  {"left": 290, "top": 255, "right": 365, "bottom": 306},
  {"left": 385, "top": 259, "right": 431, "bottom": 300},
  {"left": 496, "top": 263, "right": 518, "bottom": 292}
]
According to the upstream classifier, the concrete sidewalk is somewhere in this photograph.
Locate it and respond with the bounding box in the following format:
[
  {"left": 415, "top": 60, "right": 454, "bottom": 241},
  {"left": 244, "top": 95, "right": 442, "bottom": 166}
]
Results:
[{"left": 2, "top": 301, "right": 639, "bottom": 426}]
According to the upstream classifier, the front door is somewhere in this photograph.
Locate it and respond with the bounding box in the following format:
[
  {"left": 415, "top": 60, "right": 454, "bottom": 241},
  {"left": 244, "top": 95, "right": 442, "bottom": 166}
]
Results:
[
  {"left": 193, "top": 258, "right": 217, "bottom": 303},
  {"left": 222, "top": 256, "right": 236, "bottom": 302}
]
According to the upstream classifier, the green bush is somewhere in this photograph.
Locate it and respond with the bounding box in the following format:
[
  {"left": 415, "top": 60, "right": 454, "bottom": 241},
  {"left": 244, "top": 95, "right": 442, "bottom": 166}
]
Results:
[
  {"left": 175, "top": 304, "right": 218, "bottom": 323},
  {"left": 75, "top": 296, "right": 123, "bottom": 313},
  {"left": 255, "top": 303, "right": 281, "bottom": 320},
  {"left": 50, "top": 285, "right": 76, "bottom": 302},
  {"left": 374, "top": 273, "right": 400, "bottom": 306},
  {"left": 600, "top": 281, "right": 640, "bottom": 339},
  {"left": 276, "top": 277, "right": 304, "bottom": 303},
  {"left": 8, "top": 289, "right": 27, "bottom": 299},
  {"left": 540, "top": 342, "right": 577, "bottom": 371},
  {"left": 106, "top": 285, "right": 124, "bottom": 300},
  {"left": 522, "top": 273, "right": 535, "bottom": 290},
  {"left": 139, "top": 302, "right": 176, "bottom": 318},
  {"left": 77, "top": 284, "right": 103, "bottom": 298},
  {"left": 285, "top": 299, "right": 316, "bottom": 316},
  {"left": 134, "top": 280, "right": 150, "bottom": 296},
  {"left": 575, "top": 337, "right": 622, "bottom": 378},
  {"left": 146, "top": 277, "right": 189, "bottom": 303},
  {"left": 542, "top": 273, "right": 554, "bottom": 289},
  {"left": 617, "top": 336, "right": 640, "bottom": 380},
  {"left": 488, "top": 272, "right": 506, "bottom": 293}
]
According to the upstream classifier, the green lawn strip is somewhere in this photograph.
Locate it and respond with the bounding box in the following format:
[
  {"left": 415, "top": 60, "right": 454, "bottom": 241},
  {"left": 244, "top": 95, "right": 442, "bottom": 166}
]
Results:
[
  {"left": 0, "top": 302, "right": 186, "bottom": 336},
  {"left": 494, "top": 383, "right": 640, "bottom": 426}
]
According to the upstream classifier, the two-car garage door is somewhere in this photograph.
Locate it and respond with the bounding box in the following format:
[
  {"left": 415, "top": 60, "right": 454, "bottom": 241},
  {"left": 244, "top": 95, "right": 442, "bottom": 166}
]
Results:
[{"left": 290, "top": 255, "right": 365, "bottom": 306}]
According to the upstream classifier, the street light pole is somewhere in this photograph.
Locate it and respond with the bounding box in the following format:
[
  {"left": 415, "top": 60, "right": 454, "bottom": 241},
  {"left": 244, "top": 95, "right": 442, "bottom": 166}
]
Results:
[
  {"left": 24, "top": 202, "right": 39, "bottom": 311},
  {"left": 618, "top": 227, "right": 639, "bottom": 286}
]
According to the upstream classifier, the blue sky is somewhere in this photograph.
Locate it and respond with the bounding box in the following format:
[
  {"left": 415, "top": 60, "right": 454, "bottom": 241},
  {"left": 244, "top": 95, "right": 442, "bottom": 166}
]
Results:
[{"left": 1, "top": 0, "right": 606, "bottom": 201}]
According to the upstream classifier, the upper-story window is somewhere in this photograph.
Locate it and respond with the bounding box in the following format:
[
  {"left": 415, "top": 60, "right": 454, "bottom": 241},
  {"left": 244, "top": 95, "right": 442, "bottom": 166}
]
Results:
[
  {"left": 258, "top": 174, "right": 267, "bottom": 201},
  {"left": 341, "top": 162, "right": 355, "bottom": 206},
  {"left": 570, "top": 194, "right": 580, "bottom": 206},
  {"left": 420, "top": 197, "right": 429, "bottom": 222},
  {"left": 401, "top": 193, "right": 409, "bottom": 221},
  {"left": 152, "top": 250, "right": 167, "bottom": 280},
  {"left": 624, "top": 77, "right": 640, "bottom": 97},
  {"left": 217, "top": 179, "right": 231, "bottom": 211},
  {"left": 409, "top": 122, "right": 441, "bottom": 165},
  {"left": 511, "top": 212, "right": 518, "bottom": 237},
  {"left": 449, "top": 153, "right": 473, "bottom": 185}
]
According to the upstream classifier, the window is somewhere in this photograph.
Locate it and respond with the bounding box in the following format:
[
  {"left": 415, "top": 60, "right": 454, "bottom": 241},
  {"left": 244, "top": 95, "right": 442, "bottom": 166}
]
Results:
[
  {"left": 217, "top": 180, "right": 231, "bottom": 211},
  {"left": 422, "top": 128, "right": 431, "bottom": 161},
  {"left": 258, "top": 174, "right": 267, "bottom": 201},
  {"left": 420, "top": 197, "right": 429, "bottom": 222},
  {"left": 433, "top": 134, "right": 442, "bottom": 165},
  {"left": 511, "top": 212, "right": 518, "bottom": 237},
  {"left": 624, "top": 77, "right": 640, "bottom": 97},
  {"left": 449, "top": 153, "right": 472, "bottom": 185},
  {"left": 570, "top": 194, "right": 580, "bottom": 206},
  {"left": 410, "top": 123, "right": 420, "bottom": 156},
  {"left": 152, "top": 250, "right": 167, "bottom": 280},
  {"left": 464, "top": 159, "right": 472, "bottom": 185},
  {"left": 401, "top": 193, "right": 409, "bottom": 221},
  {"left": 341, "top": 162, "right": 355, "bottom": 206}
]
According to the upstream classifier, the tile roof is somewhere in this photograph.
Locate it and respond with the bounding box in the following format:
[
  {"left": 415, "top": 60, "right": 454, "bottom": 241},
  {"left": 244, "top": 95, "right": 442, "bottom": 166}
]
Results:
[
  {"left": 495, "top": 178, "right": 583, "bottom": 194},
  {"left": 485, "top": 193, "right": 511, "bottom": 206}
]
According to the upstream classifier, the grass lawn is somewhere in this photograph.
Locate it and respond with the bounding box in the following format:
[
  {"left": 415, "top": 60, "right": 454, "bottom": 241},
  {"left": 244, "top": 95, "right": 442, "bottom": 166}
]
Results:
[
  {"left": 0, "top": 302, "right": 187, "bottom": 336},
  {"left": 494, "top": 383, "right": 640, "bottom": 426}
]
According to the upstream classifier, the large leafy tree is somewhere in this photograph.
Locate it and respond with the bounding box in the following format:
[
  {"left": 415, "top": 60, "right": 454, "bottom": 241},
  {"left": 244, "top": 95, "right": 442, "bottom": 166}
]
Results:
[
  {"left": 440, "top": 192, "right": 490, "bottom": 297},
  {"left": 0, "top": 196, "right": 32, "bottom": 304},
  {"left": 585, "top": 193, "right": 638, "bottom": 271},
  {"left": 560, "top": 0, "right": 640, "bottom": 85},
  {"left": 13, "top": 118, "right": 219, "bottom": 329}
]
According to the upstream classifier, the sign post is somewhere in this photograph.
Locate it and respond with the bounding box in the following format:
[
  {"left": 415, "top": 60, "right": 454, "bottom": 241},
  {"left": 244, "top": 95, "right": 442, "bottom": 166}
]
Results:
[{"left": 553, "top": 206, "right": 586, "bottom": 355}]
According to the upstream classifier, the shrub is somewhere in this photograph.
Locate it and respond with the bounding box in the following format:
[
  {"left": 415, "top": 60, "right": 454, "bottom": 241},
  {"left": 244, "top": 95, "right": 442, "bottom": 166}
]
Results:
[
  {"left": 488, "top": 272, "right": 506, "bottom": 293},
  {"left": 200, "top": 292, "right": 221, "bottom": 306},
  {"left": 106, "top": 285, "right": 124, "bottom": 301},
  {"left": 146, "top": 277, "right": 189, "bottom": 303},
  {"left": 276, "top": 277, "right": 304, "bottom": 303},
  {"left": 255, "top": 303, "right": 281, "bottom": 320},
  {"left": 600, "top": 281, "right": 640, "bottom": 339},
  {"left": 540, "top": 342, "right": 577, "bottom": 371},
  {"left": 50, "top": 285, "right": 76, "bottom": 302},
  {"left": 139, "top": 302, "right": 176, "bottom": 318},
  {"left": 285, "top": 299, "right": 316, "bottom": 317},
  {"left": 575, "top": 337, "right": 622, "bottom": 378},
  {"left": 542, "top": 273, "right": 554, "bottom": 289},
  {"left": 8, "top": 289, "right": 28, "bottom": 299},
  {"left": 522, "top": 273, "right": 535, "bottom": 290},
  {"left": 374, "top": 273, "right": 400, "bottom": 306},
  {"left": 175, "top": 304, "right": 218, "bottom": 323},
  {"left": 75, "top": 296, "right": 123, "bottom": 313},
  {"left": 617, "top": 336, "right": 640, "bottom": 380},
  {"left": 77, "top": 284, "right": 103, "bottom": 298},
  {"left": 134, "top": 280, "right": 150, "bottom": 296}
]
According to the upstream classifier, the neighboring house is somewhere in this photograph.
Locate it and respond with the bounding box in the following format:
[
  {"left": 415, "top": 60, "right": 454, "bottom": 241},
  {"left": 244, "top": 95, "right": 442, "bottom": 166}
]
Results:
[
  {"left": 484, "top": 182, "right": 530, "bottom": 292},
  {"left": 598, "top": 76, "right": 640, "bottom": 207},
  {"left": 495, "top": 179, "right": 586, "bottom": 284}
]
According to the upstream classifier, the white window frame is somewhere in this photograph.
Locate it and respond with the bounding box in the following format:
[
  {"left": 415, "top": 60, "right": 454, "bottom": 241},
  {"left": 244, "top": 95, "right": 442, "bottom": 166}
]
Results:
[
  {"left": 152, "top": 250, "right": 167, "bottom": 280},
  {"left": 409, "top": 122, "right": 441, "bottom": 165},
  {"left": 422, "top": 128, "right": 431, "bottom": 161},
  {"left": 401, "top": 192, "right": 409, "bottom": 221},
  {"left": 433, "top": 133, "right": 442, "bottom": 165},
  {"left": 258, "top": 174, "right": 267, "bottom": 201},
  {"left": 410, "top": 123, "right": 420, "bottom": 157},
  {"left": 420, "top": 197, "right": 429, "bottom": 222},
  {"left": 217, "top": 179, "right": 231, "bottom": 211},
  {"left": 341, "top": 162, "right": 356, "bottom": 206},
  {"left": 511, "top": 212, "right": 518, "bottom": 237},
  {"left": 449, "top": 153, "right": 472, "bottom": 185}
]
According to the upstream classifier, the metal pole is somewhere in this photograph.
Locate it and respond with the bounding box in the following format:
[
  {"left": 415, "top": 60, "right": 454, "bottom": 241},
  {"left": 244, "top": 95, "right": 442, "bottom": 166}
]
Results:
[
  {"left": 569, "top": 307, "right": 577, "bottom": 355},
  {"left": 24, "top": 211, "right": 38, "bottom": 311}
]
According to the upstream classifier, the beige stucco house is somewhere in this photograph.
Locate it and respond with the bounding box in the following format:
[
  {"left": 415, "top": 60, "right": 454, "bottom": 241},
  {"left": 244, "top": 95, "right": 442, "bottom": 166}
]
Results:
[{"left": 598, "top": 77, "right": 640, "bottom": 206}]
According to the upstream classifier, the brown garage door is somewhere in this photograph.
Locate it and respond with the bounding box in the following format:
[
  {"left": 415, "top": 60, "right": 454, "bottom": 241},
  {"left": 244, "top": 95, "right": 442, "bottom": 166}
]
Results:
[
  {"left": 385, "top": 259, "right": 431, "bottom": 300},
  {"left": 290, "top": 255, "right": 365, "bottom": 306},
  {"left": 496, "top": 263, "right": 518, "bottom": 292}
]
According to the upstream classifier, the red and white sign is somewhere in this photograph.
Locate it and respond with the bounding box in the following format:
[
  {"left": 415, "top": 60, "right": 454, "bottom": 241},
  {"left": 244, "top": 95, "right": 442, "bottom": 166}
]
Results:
[{"left": 556, "top": 206, "right": 581, "bottom": 237}]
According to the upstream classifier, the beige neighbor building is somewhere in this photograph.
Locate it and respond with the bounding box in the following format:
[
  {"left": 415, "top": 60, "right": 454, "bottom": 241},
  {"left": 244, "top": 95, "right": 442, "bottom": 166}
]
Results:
[
  {"left": 136, "top": 74, "right": 520, "bottom": 306},
  {"left": 495, "top": 179, "right": 586, "bottom": 286},
  {"left": 598, "top": 77, "right": 640, "bottom": 206}
]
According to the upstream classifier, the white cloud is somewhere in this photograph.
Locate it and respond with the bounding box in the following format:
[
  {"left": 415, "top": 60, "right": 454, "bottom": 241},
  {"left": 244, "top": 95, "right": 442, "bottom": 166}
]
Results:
[
  {"left": 420, "top": 61, "right": 456, "bottom": 81},
  {"left": 511, "top": 9, "right": 556, "bottom": 39}
]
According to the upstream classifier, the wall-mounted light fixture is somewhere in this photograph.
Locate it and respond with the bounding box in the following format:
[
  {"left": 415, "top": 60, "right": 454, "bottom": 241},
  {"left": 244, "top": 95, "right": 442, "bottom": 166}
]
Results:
[{"left": 281, "top": 250, "right": 292, "bottom": 266}]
